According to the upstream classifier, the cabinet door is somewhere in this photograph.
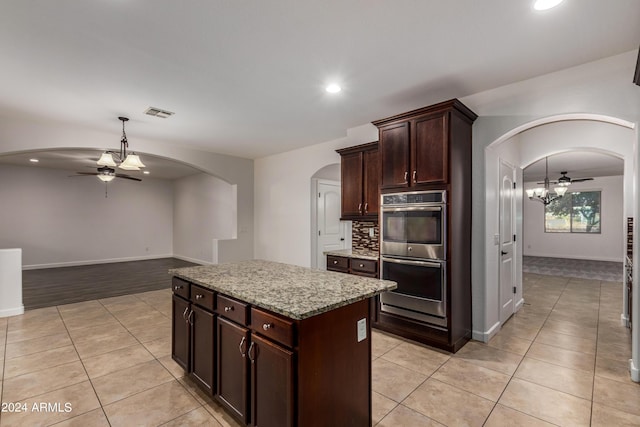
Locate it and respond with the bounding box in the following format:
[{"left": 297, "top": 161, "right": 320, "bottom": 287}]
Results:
[
  {"left": 363, "top": 148, "right": 380, "bottom": 218},
  {"left": 172, "top": 295, "right": 190, "bottom": 372},
  {"left": 412, "top": 113, "right": 448, "bottom": 185},
  {"left": 379, "top": 122, "right": 410, "bottom": 189},
  {"left": 341, "top": 151, "right": 363, "bottom": 218},
  {"left": 250, "top": 333, "right": 294, "bottom": 427},
  {"left": 191, "top": 305, "right": 215, "bottom": 395},
  {"left": 216, "top": 317, "right": 250, "bottom": 424}
]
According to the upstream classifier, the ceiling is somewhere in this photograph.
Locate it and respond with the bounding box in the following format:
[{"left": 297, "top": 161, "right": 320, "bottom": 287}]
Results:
[
  {"left": 0, "top": 150, "right": 201, "bottom": 180},
  {"left": 523, "top": 151, "right": 624, "bottom": 182},
  {"left": 0, "top": 1, "right": 639, "bottom": 161}
]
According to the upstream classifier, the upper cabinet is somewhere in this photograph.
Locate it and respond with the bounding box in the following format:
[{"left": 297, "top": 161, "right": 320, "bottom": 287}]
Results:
[
  {"left": 373, "top": 99, "right": 477, "bottom": 190},
  {"left": 336, "top": 141, "right": 379, "bottom": 220}
]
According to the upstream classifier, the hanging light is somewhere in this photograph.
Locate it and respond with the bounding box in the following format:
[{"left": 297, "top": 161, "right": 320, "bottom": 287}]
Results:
[
  {"left": 527, "top": 157, "right": 568, "bottom": 205},
  {"left": 97, "top": 117, "right": 146, "bottom": 172}
]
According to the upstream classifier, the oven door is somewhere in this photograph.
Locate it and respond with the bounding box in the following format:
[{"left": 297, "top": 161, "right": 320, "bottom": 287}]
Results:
[
  {"left": 381, "top": 205, "right": 446, "bottom": 260},
  {"left": 380, "top": 257, "right": 447, "bottom": 328}
]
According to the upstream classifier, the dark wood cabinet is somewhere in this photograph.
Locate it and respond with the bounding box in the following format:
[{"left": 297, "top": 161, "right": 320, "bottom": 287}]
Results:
[
  {"left": 250, "top": 333, "right": 294, "bottom": 427},
  {"left": 374, "top": 99, "right": 475, "bottom": 190},
  {"left": 336, "top": 142, "right": 379, "bottom": 220},
  {"left": 326, "top": 254, "right": 378, "bottom": 279},
  {"left": 173, "top": 278, "right": 373, "bottom": 427},
  {"left": 190, "top": 304, "right": 215, "bottom": 394},
  {"left": 171, "top": 295, "right": 190, "bottom": 371},
  {"left": 172, "top": 284, "right": 217, "bottom": 395},
  {"left": 217, "top": 316, "right": 250, "bottom": 423}
]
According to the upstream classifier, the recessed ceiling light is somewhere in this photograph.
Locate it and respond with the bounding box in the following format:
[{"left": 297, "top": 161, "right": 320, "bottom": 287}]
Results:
[
  {"left": 143, "top": 171, "right": 150, "bottom": 175},
  {"left": 326, "top": 84, "right": 341, "bottom": 94},
  {"left": 533, "top": 0, "right": 563, "bottom": 11},
  {"left": 29, "top": 158, "right": 39, "bottom": 163}
]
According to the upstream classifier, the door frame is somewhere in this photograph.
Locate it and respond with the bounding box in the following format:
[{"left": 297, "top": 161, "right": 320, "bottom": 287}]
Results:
[{"left": 310, "top": 178, "right": 351, "bottom": 269}]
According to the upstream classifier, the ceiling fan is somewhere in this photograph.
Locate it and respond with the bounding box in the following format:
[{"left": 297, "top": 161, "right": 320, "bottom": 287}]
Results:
[
  {"left": 72, "top": 166, "right": 141, "bottom": 182},
  {"left": 537, "top": 171, "right": 594, "bottom": 186}
]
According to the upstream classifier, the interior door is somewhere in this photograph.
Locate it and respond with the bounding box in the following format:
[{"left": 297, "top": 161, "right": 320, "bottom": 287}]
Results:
[
  {"left": 317, "top": 181, "right": 347, "bottom": 269},
  {"left": 499, "top": 160, "right": 516, "bottom": 323}
]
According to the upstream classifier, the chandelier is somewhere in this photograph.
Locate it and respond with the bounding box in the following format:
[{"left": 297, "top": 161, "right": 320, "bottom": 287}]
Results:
[
  {"left": 97, "top": 117, "right": 146, "bottom": 171},
  {"left": 526, "top": 157, "right": 568, "bottom": 205}
]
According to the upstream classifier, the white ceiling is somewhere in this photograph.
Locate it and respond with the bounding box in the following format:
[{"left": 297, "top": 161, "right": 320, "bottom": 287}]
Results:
[
  {"left": 0, "top": 149, "right": 201, "bottom": 180},
  {"left": 0, "top": 1, "right": 638, "bottom": 161},
  {"left": 523, "top": 151, "right": 624, "bottom": 182}
]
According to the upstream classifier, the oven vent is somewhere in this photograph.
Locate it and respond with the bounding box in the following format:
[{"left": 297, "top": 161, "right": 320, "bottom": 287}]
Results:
[{"left": 144, "top": 107, "right": 175, "bottom": 118}]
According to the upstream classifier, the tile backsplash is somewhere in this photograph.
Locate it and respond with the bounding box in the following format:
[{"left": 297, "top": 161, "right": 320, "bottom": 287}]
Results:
[{"left": 352, "top": 221, "right": 379, "bottom": 252}]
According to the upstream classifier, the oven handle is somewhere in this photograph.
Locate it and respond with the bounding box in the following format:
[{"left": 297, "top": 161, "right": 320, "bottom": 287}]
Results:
[
  {"left": 382, "top": 206, "right": 443, "bottom": 212},
  {"left": 381, "top": 257, "right": 443, "bottom": 268}
]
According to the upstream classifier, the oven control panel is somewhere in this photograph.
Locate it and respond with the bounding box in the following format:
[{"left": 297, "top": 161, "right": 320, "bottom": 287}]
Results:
[{"left": 382, "top": 190, "right": 446, "bottom": 206}]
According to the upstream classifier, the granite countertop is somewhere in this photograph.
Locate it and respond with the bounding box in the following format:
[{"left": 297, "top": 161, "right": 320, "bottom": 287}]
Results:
[
  {"left": 169, "top": 260, "right": 396, "bottom": 320},
  {"left": 323, "top": 248, "right": 379, "bottom": 261}
]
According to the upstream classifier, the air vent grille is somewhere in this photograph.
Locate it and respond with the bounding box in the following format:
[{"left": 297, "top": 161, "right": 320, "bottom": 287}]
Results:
[{"left": 144, "top": 107, "right": 175, "bottom": 118}]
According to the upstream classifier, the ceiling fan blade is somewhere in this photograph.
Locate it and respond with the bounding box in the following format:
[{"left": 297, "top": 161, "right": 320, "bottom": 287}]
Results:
[
  {"left": 570, "top": 177, "right": 594, "bottom": 182},
  {"left": 72, "top": 172, "right": 100, "bottom": 176},
  {"left": 536, "top": 181, "right": 559, "bottom": 185},
  {"left": 115, "top": 174, "right": 142, "bottom": 181}
]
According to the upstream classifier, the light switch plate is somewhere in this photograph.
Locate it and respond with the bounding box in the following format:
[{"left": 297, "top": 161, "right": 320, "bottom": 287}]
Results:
[
  {"left": 357, "top": 318, "right": 367, "bottom": 342},
  {"left": 493, "top": 234, "right": 500, "bottom": 245}
]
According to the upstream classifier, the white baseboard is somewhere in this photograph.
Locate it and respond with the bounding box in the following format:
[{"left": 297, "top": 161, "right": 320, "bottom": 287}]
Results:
[
  {"left": 0, "top": 305, "right": 24, "bottom": 318},
  {"left": 472, "top": 321, "right": 500, "bottom": 343},
  {"left": 515, "top": 298, "right": 525, "bottom": 311},
  {"left": 23, "top": 254, "right": 175, "bottom": 270},
  {"left": 172, "top": 254, "right": 212, "bottom": 265},
  {"left": 630, "top": 359, "right": 639, "bottom": 383}
]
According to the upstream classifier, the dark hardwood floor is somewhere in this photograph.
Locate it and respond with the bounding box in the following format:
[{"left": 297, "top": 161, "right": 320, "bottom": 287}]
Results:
[{"left": 22, "top": 257, "right": 199, "bottom": 310}]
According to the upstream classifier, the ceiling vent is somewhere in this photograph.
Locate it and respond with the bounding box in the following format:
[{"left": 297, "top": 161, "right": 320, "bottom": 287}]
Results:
[{"left": 144, "top": 107, "right": 175, "bottom": 118}]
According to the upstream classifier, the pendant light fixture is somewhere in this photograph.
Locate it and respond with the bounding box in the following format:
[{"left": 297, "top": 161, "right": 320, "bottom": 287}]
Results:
[
  {"left": 526, "top": 157, "right": 568, "bottom": 205},
  {"left": 97, "top": 117, "right": 146, "bottom": 172}
]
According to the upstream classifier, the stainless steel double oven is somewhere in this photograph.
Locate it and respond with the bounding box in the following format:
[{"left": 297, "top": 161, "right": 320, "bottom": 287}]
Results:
[{"left": 379, "top": 190, "right": 448, "bottom": 328}]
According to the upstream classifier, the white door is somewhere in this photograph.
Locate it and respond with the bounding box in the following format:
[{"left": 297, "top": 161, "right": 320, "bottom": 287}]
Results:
[
  {"left": 317, "top": 181, "right": 348, "bottom": 269},
  {"left": 499, "top": 160, "right": 516, "bottom": 323}
]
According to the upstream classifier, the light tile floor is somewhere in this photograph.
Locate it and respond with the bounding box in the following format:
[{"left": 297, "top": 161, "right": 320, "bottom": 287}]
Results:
[{"left": 0, "top": 273, "right": 637, "bottom": 426}]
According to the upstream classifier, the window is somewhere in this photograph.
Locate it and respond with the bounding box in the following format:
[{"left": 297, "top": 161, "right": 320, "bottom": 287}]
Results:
[{"left": 545, "top": 191, "right": 601, "bottom": 233}]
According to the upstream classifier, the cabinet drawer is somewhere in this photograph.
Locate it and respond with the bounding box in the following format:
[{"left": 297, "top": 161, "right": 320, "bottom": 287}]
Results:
[
  {"left": 190, "top": 284, "right": 215, "bottom": 311},
  {"left": 351, "top": 258, "right": 377, "bottom": 275},
  {"left": 216, "top": 294, "right": 249, "bottom": 325},
  {"left": 251, "top": 307, "right": 295, "bottom": 348},
  {"left": 327, "top": 255, "right": 349, "bottom": 272},
  {"left": 172, "top": 277, "right": 190, "bottom": 300}
]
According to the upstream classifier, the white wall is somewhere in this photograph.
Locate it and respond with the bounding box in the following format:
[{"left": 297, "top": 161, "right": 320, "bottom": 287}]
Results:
[
  {"left": 173, "top": 173, "right": 237, "bottom": 264},
  {"left": 0, "top": 164, "right": 173, "bottom": 267},
  {"left": 0, "top": 117, "right": 255, "bottom": 263},
  {"left": 254, "top": 124, "right": 377, "bottom": 267},
  {"left": 523, "top": 176, "right": 624, "bottom": 262}
]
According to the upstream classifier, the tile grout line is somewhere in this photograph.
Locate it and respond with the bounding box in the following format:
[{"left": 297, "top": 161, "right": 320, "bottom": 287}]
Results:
[
  {"left": 56, "top": 304, "right": 113, "bottom": 427},
  {"left": 481, "top": 275, "right": 570, "bottom": 426}
]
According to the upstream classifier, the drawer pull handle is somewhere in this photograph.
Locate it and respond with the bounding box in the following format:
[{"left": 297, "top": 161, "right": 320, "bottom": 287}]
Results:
[
  {"left": 239, "top": 336, "right": 246, "bottom": 357},
  {"left": 182, "top": 307, "right": 189, "bottom": 320},
  {"left": 333, "top": 260, "right": 338, "bottom": 265},
  {"left": 174, "top": 285, "right": 183, "bottom": 291},
  {"left": 188, "top": 310, "right": 194, "bottom": 325},
  {"left": 262, "top": 323, "right": 273, "bottom": 331},
  {"left": 404, "top": 171, "right": 408, "bottom": 182},
  {"left": 195, "top": 294, "right": 204, "bottom": 300},
  {"left": 359, "top": 263, "right": 364, "bottom": 268},
  {"left": 224, "top": 306, "right": 234, "bottom": 312},
  {"left": 413, "top": 170, "right": 417, "bottom": 183},
  {"left": 358, "top": 203, "right": 362, "bottom": 213},
  {"left": 364, "top": 203, "right": 368, "bottom": 213}
]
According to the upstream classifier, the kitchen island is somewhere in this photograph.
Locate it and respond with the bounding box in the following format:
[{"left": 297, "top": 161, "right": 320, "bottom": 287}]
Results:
[{"left": 169, "top": 260, "right": 396, "bottom": 427}]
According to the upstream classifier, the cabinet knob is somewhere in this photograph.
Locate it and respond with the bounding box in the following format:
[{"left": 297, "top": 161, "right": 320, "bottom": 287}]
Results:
[
  {"left": 224, "top": 306, "right": 234, "bottom": 312},
  {"left": 174, "top": 285, "right": 183, "bottom": 291},
  {"left": 195, "top": 294, "right": 203, "bottom": 300},
  {"left": 263, "top": 323, "right": 273, "bottom": 331},
  {"left": 359, "top": 263, "right": 364, "bottom": 268},
  {"left": 333, "top": 260, "right": 338, "bottom": 265}
]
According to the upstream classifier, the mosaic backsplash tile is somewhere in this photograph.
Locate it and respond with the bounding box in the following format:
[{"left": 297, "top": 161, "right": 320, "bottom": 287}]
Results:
[{"left": 352, "top": 220, "right": 379, "bottom": 252}]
